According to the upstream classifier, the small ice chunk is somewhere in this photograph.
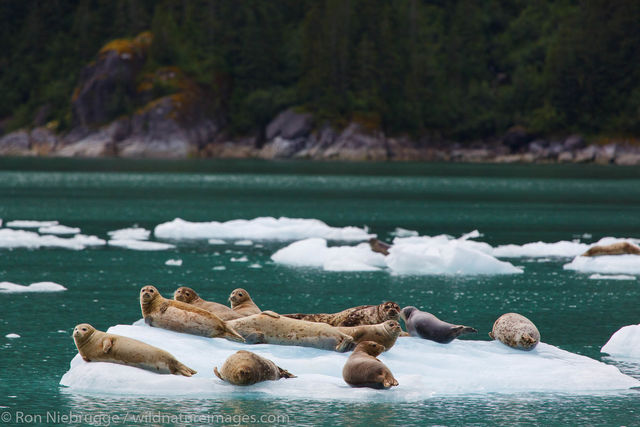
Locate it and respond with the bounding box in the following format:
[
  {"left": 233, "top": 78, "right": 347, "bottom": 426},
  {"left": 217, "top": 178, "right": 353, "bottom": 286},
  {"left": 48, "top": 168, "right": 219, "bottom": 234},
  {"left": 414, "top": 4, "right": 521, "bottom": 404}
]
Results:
[
  {"left": 588, "top": 274, "right": 635, "bottom": 280},
  {"left": 602, "top": 324, "right": 640, "bottom": 359},
  {"left": 564, "top": 255, "right": 640, "bottom": 274},
  {"left": 5, "top": 333, "right": 20, "bottom": 339},
  {"left": 212, "top": 266, "right": 226, "bottom": 271},
  {"left": 0, "top": 229, "right": 105, "bottom": 250},
  {"left": 0, "top": 282, "right": 67, "bottom": 293},
  {"left": 6, "top": 220, "right": 59, "bottom": 228},
  {"left": 248, "top": 263, "right": 262, "bottom": 269},
  {"left": 230, "top": 256, "right": 248, "bottom": 262},
  {"left": 208, "top": 239, "right": 227, "bottom": 245},
  {"left": 108, "top": 227, "right": 150, "bottom": 241},
  {"left": 390, "top": 227, "right": 418, "bottom": 238},
  {"left": 234, "top": 240, "right": 254, "bottom": 246},
  {"left": 493, "top": 241, "right": 589, "bottom": 258},
  {"left": 154, "top": 217, "right": 373, "bottom": 241},
  {"left": 108, "top": 240, "right": 175, "bottom": 251},
  {"left": 38, "top": 225, "right": 81, "bottom": 235},
  {"left": 165, "top": 259, "right": 183, "bottom": 266}
]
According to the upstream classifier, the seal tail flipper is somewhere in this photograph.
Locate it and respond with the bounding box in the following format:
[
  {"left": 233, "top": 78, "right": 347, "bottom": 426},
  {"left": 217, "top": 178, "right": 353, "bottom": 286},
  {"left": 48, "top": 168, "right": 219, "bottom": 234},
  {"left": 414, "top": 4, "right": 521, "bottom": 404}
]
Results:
[
  {"left": 174, "top": 362, "right": 197, "bottom": 377},
  {"left": 222, "top": 325, "right": 246, "bottom": 342},
  {"left": 213, "top": 367, "right": 224, "bottom": 380},
  {"left": 488, "top": 331, "right": 495, "bottom": 339},
  {"left": 260, "top": 310, "right": 280, "bottom": 318},
  {"left": 277, "top": 367, "right": 297, "bottom": 379},
  {"left": 335, "top": 334, "right": 355, "bottom": 352}
]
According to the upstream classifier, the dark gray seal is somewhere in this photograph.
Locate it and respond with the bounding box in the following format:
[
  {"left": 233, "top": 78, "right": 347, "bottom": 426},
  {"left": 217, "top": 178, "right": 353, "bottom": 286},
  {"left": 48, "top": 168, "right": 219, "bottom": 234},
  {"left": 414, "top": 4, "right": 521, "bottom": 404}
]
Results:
[{"left": 400, "top": 306, "right": 477, "bottom": 344}]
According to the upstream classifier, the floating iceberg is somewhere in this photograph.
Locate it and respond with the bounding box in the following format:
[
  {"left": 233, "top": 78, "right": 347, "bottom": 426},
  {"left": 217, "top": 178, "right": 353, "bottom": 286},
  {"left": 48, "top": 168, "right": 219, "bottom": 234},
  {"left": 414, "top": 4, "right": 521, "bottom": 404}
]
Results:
[
  {"left": 165, "top": 259, "right": 183, "bottom": 266},
  {"left": 107, "top": 227, "right": 174, "bottom": 251},
  {"left": 6, "top": 220, "right": 59, "bottom": 228},
  {"left": 38, "top": 225, "right": 81, "bottom": 235},
  {"left": 493, "top": 241, "right": 589, "bottom": 258},
  {"left": 0, "top": 229, "right": 105, "bottom": 250},
  {"left": 154, "top": 217, "right": 373, "bottom": 242},
  {"left": 5, "top": 333, "right": 20, "bottom": 339},
  {"left": 271, "top": 238, "right": 386, "bottom": 272},
  {"left": 564, "top": 255, "right": 640, "bottom": 274},
  {"left": 59, "top": 322, "right": 640, "bottom": 400},
  {"left": 272, "top": 233, "right": 521, "bottom": 275},
  {"left": 108, "top": 240, "right": 175, "bottom": 251},
  {"left": 0, "top": 281, "right": 67, "bottom": 293},
  {"left": 602, "top": 325, "right": 640, "bottom": 359},
  {"left": 108, "top": 227, "right": 151, "bottom": 241}
]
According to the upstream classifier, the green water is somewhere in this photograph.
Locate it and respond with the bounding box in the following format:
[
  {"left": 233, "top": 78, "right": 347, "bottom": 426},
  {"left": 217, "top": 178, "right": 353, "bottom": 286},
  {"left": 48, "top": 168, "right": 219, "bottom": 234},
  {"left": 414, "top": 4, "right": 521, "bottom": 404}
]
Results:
[{"left": 0, "top": 158, "right": 639, "bottom": 426}]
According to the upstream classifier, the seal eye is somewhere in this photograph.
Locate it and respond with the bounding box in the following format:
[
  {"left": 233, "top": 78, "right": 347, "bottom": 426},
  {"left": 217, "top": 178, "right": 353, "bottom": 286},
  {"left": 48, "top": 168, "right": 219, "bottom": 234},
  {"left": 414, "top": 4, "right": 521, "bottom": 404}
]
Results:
[
  {"left": 150, "top": 289, "right": 154, "bottom": 293},
  {"left": 238, "top": 292, "right": 244, "bottom": 297},
  {"left": 82, "top": 328, "right": 87, "bottom": 332}
]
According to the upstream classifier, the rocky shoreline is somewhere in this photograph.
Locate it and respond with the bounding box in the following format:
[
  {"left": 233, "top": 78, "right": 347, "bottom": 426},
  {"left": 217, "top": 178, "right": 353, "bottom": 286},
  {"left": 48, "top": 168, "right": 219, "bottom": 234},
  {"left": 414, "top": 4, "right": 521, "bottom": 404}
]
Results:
[
  {"left": 1, "top": 113, "right": 639, "bottom": 166},
  {"left": 1, "top": 31, "right": 638, "bottom": 166}
]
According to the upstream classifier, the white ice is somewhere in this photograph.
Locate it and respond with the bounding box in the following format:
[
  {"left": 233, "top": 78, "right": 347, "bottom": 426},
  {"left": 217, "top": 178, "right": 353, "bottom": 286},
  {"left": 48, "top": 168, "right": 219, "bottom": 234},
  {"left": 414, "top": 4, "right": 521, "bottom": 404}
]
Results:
[
  {"left": 0, "top": 281, "right": 67, "bottom": 293},
  {"left": 493, "top": 240, "right": 589, "bottom": 258},
  {"left": 38, "top": 225, "right": 81, "bottom": 235},
  {"left": 272, "top": 233, "right": 520, "bottom": 275},
  {"left": 0, "top": 228, "right": 105, "bottom": 250},
  {"left": 208, "top": 239, "right": 227, "bottom": 245},
  {"left": 601, "top": 325, "right": 640, "bottom": 359},
  {"left": 165, "top": 259, "right": 183, "bottom": 266},
  {"left": 271, "top": 238, "right": 386, "bottom": 272},
  {"left": 108, "top": 240, "right": 175, "bottom": 251},
  {"left": 589, "top": 274, "right": 636, "bottom": 280},
  {"left": 5, "top": 333, "right": 20, "bottom": 339},
  {"left": 154, "top": 217, "right": 373, "bottom": 241},
  {"left": 564, "top": 255, "right": 640, "bottom": 274},
  {"left": 59, "top": 322, "right": 640, "bottom": 400},
  {"left": 6, "top": 220, "right": 59, "bottom": 228},
  {"left": 390, "top": 227, "right": 418, "bottom": 238},
  {"left": 107, "top": 227, "right": 151, "bottom": 241},
  {"left": 234, "top": 240, "right": 254, "bottom": 246}
]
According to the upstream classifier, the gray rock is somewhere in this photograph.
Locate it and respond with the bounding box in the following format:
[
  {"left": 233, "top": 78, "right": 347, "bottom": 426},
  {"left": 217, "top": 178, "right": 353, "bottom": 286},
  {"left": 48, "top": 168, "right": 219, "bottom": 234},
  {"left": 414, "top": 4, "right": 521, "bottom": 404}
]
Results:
[
  {"left": 30, "top": 127, "right": 58, "bottom": 154},
  {"left": 0, "top": 130, "right": 31, "bottom": 155},
  {"left": 557, "top": 151, "right": 574, "bottom": 163},
  {"left": 503, "top": 126, "right": 532, "bottom": 152},
  {"left": 319, "top": 123, "right": 387, "bottom": 160},
  {"left": 259, "top": 136, "right": 306, "bottom": 159},
  {"left": 563, "top": 134, "right": 585, "bottom": 150},
  {"left": 266, "top": 109, "right": 314, "bottom": 141},
  {"left": 573, "top": 145, "right": 597, "bottom": 163},
  {"left": 595, "top": 144, "right": 617, "bottom": 164},
  {"left": 54, "top": 130, "right": 114, "bottom": 157},
  {"left": 614, "top": 152, "right": 640, "bottom": 166},
  {"left": 451, "top": 148, "right": 491, "bottom": 162}
]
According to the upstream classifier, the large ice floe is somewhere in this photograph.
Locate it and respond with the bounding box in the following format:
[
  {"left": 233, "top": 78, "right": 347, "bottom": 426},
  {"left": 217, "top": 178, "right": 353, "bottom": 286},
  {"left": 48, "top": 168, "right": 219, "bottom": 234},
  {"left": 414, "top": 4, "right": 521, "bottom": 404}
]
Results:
[
  {"left": 563, "top": 238, "right": 640, "bottom": 274},
  {"left": 154, "top": 217, "right": 373, "bottom": 242},
  {"left": 0, "top": 281, "right": 67, "bottom": 293},
  {"left": 492, "top": 240, "right": 590, "bottom": 258},
  {"left": 602, "top": 325, "right": 640, "bottom": 359},
  {"left": 0, "top": 228, "right": 105, "bottom": 250},
  {"left": 272, "top": 231, "right": 522, "bottom": 275},
  {"left": 59, "top": 321, "right": 640, "bottom": 400},
  {"left": 107, "top": 227, "right": 175, "bottom": 251}
]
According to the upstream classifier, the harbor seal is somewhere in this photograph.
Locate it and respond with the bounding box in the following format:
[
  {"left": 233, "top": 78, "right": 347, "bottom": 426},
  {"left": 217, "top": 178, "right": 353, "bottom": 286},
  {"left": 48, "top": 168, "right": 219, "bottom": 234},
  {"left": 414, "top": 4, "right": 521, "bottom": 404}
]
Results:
[
  {"left": 400, "top": 306, "right": 477, "bottom": 344},
  {"left": 229, "top": 288, "right": 261, "bottom": 316},
  {"left": 226, "top": 311, "right": 354, "bottom": 352},
  {"left": 342, "top": 341, "right": 398, "bottom": 389},
  {"left": 369, "top": 238, "right": 392, "bottom": 256},
  {"left": 338, "top": 320, "right": 403, "bottom": 351},
  {"left": 173, "top": 286, "right": 243, "bottom": 321},
  {"left": 140, "top": 285, "right": 244, "bottom": 341},
  {"left": 581, "top": 241, "right": 640, "bottom": 257},
  {"left": 214, "top": 350, "right": 296, "bottom": 385},
  {"left": 489, "top": 312, "right": 540, "bottom": 351},
  {"left": 284, "top": 301, "right": 401, "bottom": 327},
  {"left": 72, "top": 323, "right": 197, "bottom": 376}
]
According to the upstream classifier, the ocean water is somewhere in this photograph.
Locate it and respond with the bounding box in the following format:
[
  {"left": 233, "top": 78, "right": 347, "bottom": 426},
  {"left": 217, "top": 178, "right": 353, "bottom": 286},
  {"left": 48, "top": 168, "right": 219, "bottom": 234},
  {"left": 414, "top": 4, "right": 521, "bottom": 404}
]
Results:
[{"left": 0, "top": 158, "right": 639, "bottom": 426}]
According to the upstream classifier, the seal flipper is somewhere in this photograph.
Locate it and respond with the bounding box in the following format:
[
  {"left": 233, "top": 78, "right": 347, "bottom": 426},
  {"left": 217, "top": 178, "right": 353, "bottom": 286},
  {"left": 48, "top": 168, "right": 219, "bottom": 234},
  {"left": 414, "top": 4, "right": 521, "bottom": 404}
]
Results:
[
  {"left": 488, "top": 331, "right": 495, "bottom": 339},
  {"left": 213, "top": 367, "right": 224, "bottom": 381},
  {"left": 335, "top": 333, "right": 355, "bottom": 352},
  {"left": 102, "top": 337, "right": 113, "bottom": 353},
  {"left": 277, "top": 367, "right": 296, "bottom": 379},
  {"left": 222, "top": 325, "right": 246, "bottom": 342},
  {"left": 172, "top": 361, "right": 197, "bottom": 377},
  {"left": 261, "top": 310, "right": 280, "bottom": 318},
  {"left": 243, "top": 332, "right": 266, "bottom": 344}
]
